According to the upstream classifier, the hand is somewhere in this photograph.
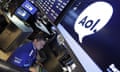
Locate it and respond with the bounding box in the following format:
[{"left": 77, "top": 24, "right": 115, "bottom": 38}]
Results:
[
  {"left": 36, "top": 60, "right": 43, "bottom": 67},
  {"left": 29, "top": 67, "right": 36, "bottom": 72}
]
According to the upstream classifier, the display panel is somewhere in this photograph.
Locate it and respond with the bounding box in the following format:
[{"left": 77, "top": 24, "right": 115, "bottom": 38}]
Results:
[
  {"left": 58, "top": 0, "right": 120, "bottom": 72},
  {"left": 15, "top": 7, "right": 31, "bottom": 21},
  {"left": 21, "top": 0, "right": 37, "bottom": 15},
  {"left": 37, "top": 0, "right": 74, "bottom": 24}
]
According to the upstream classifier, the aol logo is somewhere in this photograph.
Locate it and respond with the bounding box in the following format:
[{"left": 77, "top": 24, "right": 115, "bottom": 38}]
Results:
[{"left": 74, "top": 1, "right": 113, "bottom": 43}]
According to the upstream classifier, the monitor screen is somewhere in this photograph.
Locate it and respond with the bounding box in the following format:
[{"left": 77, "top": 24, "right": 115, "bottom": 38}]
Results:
[
  {"left": 37, "top": 0, "right": 74, "bottom": 24},
  {"left": 21, "top": 0, "right": 37, "bottom": 15},
  {"left": 58, "top": 0, "right": 120, "bottom": 72},
  {"left": 15, "top": 7, "right": 31, "bottom": 21}
]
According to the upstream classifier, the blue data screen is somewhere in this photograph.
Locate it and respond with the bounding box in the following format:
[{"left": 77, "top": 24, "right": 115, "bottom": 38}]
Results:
[
  {"left": 21, "top": 0, "right": 37, "bottom": 15},
  {"left": 15, "top": 7, "right": 30, "bottom": 20},
  {"left": 38, "top": 0, "right": 70, "bottom": 23}
]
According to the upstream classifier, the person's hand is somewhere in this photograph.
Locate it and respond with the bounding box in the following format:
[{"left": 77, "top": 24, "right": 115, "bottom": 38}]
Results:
[
  {"left": 36, "top": 60, "right": 43, "bottom": 67},
  {"left": 29, "top": 67, "right": 37, "bottom": 72}
]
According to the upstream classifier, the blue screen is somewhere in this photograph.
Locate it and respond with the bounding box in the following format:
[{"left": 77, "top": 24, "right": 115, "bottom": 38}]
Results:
[
  {"left": 38, "top": 0, "right": 70, "bottom": 23},
  {"left": 58, "top": 0, "right": 120, "bottom": 71},
  {"left": 15, "top": 7, "right": 30, "bottom": 21},
  {"left": 21, "top": 0, "right": 37, "bottom": 15}
]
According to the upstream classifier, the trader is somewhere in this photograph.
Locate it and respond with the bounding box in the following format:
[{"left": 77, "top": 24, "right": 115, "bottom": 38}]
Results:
[{"left": 7, "top": 34, "right": 46, "bottom": 72}]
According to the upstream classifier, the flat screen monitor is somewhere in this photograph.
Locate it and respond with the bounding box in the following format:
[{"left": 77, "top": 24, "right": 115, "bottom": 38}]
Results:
[
  {"left": 15, "top": 7, "right": 31, "bottom": 21},
  {"left": 21, "top": 0, "right": 37, "bottom": 15},
  {"left": 37, "top": 0, "right": 74, "bottom": 24},
  {"left": 57, "top": 0, "right": 120, "bottom": 72}
]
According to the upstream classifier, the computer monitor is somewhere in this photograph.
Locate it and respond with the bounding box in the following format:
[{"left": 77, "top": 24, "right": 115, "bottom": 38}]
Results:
[
  {"left": 36, "top": 0, "right": 74, "bottom": 25},
  {"left": 21, "top": 0, "right": 37, "bottom": 15},
  {"left": 15, "top": 7, "right": 31, "bottom": 21},
  {"left": 57, "top": 0, "right": 120, "bottom": 72}
]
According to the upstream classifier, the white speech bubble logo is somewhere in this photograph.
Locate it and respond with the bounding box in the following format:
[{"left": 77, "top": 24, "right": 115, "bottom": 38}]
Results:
[{"left": 74, "top": 1, "right": 113, "bottom": 43}]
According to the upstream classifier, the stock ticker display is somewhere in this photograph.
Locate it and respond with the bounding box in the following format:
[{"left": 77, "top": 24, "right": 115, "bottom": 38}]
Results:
[{"left": 38, "top": 0, "right": 71, "bottom": 24}]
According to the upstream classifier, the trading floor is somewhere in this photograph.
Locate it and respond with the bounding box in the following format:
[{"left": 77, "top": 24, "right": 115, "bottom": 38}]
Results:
[{"left": 1, "top": 0, "right": 120, "bottom": 72}]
